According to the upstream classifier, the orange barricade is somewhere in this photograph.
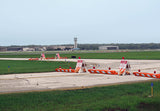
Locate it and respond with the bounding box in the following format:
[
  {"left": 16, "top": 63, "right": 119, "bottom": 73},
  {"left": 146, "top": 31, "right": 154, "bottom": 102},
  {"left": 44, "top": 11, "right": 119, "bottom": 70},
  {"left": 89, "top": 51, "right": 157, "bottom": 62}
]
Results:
[
  {"left": 75, "top": 67, "right": 81, "bottom": 73},
  {"left": 119, "top": 69, "right": 126, "bottom": 75},
  {"left": 46, "top": 57, "right": 55, "bottom": 59},
  {"left": 55, "top": 59, "right": 87, "bottom": 73},
  {"left": 88, "top": 69, "right": 118, "bottom": 75},
  {"left": 60, "top": 57, "right": 68, "bottom": 59},
  {"left": 55, "top": 68, "right": 75, "bottom": 73},
  {"left": 133, "top": 72, "right": 160, "bottom": 79},
  {"left": 28, "top": 58, "right": 39, "bottom": 61},
  {"left": 83, "top": 68, "right": 87, "bottom": 72}
]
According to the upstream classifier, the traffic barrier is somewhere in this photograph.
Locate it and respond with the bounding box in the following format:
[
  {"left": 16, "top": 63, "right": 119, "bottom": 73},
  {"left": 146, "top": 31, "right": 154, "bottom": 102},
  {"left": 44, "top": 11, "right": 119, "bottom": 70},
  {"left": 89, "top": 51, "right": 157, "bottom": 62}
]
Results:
[
  {"left": 46, "top": 57, "right": 55, "bottom": 59},
  {"left": 55, "top": 53, "right": 67, "bottom": 59},
  {"left": 83, "top": 68, "right": 87, "bottom": 72},
  {"left": 55, "top": 68, "right": 85, "bottom": 73},
  {"left": 75, "top": 67, "right": 80, "bottom": 73},
  {"left": 60, "top": 57, "right": 68, "bottom": 59},
  {"left": 119, "top": 69, "right": 126, "bottom": 76},
  {"left": 118, "top": 57, "right": 130, "bottom": 76},
  {"left": 88, "top": 69, "right": 118, "bottom": 75},
  {"left": 28, "top": 58, "right": 39, "bottom": 61},
  {"left": 133, "top": 72, "right": 160, "bottom": 79},
  {"left": 40, "top": 53, "right": 46, "bottom": 60},
  {"left": 55, "top": 68, "right": 75, "bottom": 73},
  {"left": 55, "top": 58, "right": 88, "bottom": 73}
]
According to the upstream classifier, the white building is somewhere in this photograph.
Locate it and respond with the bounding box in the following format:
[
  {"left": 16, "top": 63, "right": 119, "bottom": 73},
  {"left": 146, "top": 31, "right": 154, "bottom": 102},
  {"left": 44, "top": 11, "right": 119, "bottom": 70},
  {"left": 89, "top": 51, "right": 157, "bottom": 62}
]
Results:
[{"left": 23, "top": 47, "right": 35, "bottom": 51}]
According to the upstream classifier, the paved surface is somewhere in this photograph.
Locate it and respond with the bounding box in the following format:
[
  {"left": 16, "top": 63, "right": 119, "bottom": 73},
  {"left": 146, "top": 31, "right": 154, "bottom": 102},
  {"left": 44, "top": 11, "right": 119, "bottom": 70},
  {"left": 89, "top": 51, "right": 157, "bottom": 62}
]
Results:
[{"left": 0, "top": 58, "right": 159, "bottom": 94}]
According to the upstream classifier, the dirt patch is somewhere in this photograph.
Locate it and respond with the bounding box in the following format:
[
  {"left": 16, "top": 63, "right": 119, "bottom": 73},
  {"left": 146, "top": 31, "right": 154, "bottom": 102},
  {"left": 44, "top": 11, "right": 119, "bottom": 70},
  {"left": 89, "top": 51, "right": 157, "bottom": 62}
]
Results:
[{"left": 138, "top": 102, "right": 160, "bottom": 111}]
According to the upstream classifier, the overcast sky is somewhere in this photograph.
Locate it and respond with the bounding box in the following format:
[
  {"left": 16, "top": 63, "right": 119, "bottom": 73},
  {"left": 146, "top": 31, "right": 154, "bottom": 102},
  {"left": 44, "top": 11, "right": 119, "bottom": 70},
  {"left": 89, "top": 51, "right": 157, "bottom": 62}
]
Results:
[{"left": 0, "top": 0, "right": 160, "bottom": 46}]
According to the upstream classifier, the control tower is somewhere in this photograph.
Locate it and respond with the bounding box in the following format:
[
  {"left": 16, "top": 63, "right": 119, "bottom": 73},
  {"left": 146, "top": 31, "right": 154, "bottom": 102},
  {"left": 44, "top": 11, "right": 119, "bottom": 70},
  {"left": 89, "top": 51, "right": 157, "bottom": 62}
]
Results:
[{"left": 74, "top": 37, "right": 77, "bottom": 49}]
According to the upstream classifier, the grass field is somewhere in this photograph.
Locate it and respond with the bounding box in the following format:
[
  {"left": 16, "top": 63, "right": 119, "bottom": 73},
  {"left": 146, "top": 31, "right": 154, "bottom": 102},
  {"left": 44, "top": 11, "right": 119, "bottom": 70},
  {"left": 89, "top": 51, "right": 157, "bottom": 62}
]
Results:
[
  {"left": 0, "top": 60, "right": 76, "bottom": 75},
  {"left": 0, "top": 80, "right": 160, "bottom": 111},
  {"left": 1, "top": 51, "right": 160, "bottom": 75},
  {"left": 61, "top": 51, "right": 160, "bottom": 59},
  {"left": 1, "top": 51, "right": 160, "bottom": 111},
  {"left": 1, "top": 51, "right": 160, "bottom": 59}
]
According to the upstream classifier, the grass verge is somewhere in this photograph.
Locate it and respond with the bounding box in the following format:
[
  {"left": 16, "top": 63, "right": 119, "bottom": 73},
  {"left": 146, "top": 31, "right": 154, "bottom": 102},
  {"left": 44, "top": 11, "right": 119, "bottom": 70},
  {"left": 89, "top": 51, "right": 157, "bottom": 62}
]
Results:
[
  {"left": 0, "top": 51, "right": 160, "bottom": 59},
  {"left": 0, "top": 60, "right": 76, "bottom": 75},
  {"left": 0, "top": 80, "right": 160, "bottom": 111}
]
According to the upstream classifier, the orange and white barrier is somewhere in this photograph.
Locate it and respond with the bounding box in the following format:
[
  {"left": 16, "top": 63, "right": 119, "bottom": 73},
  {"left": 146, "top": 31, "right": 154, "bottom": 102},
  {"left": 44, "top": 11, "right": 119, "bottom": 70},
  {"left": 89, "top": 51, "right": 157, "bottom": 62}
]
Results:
[
  {"left": 28, "top": 58, "right": 39, "bottom": 61},
  {"left": 133, "top": 71, "right": 160, "bottom": 79},
  {"left": 55, "top": 68, "right": 86, "bottom": 73},
  {"left": 29, "top": 53, "right": 68, "bottom": 61},
  {"left": 40, "top": 53, "right": 46, "bottom": 60},
  {"left": 55, "top": 53, "right": 68, "bottom": 59},
  {"left": 88, "top": 69, "right": 118, "bottom": 75},
  {"left": 59, "top": 57, "right": 68, "bottom": 59},
  {"left": 55, "top": 68, "right": 75, "bottom": 73},
  {"left": 55, "top": 53, "right": 60, "bottom": 59},
  {"left": 46, "top": 57, "right": 55, "bottom": 59},
  {"left": 55, "top": 57, "right": 87, "bottom": 73},
  {"left": 119, "top": 69, "right": 126, "bottom": 75},
  {"left": 118, "top": 57, "right": 131, "bottom": 76}
]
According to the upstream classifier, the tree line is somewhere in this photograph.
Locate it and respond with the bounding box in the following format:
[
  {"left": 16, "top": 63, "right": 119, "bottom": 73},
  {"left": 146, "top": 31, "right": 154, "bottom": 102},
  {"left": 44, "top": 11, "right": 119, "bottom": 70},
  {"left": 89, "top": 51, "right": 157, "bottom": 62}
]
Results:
[{"left": 1, "top": 43, "right": 160, "bottom": 51}]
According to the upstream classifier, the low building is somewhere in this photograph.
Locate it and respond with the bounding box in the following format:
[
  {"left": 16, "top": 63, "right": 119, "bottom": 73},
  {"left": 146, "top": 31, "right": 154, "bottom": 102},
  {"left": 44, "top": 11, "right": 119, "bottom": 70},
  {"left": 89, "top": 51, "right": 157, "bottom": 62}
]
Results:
[
  {"left": 35, "top": 47, "right": 47, "bottom": 51},
  {"left": 99, "top": 46, "right": 119, "bottom": 50},
  {"left": 46, "top": 45, "right": 74, "bottom": 51},
  {"left": 23, "top": 47, "right": 35, "bottom": 51},
  {"left": 0, "top": 47, "right": 7, "bottom": 51}
]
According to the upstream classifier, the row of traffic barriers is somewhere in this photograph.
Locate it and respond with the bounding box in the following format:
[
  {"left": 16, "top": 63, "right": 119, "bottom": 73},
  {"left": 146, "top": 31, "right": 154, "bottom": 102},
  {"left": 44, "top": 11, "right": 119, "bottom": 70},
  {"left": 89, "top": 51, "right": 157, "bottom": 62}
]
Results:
[
  {"left": 55, "top": 57, "right": 129, "bottom": 75},
  {"left": 55, "top": 67, "right": 118, "bottom": 75},
  {"left": 28, "top": 53, "right": 68, "bottom": 61},
  {"left": 133, "top": 72, "right": 160, "bottom": 79},
  {"left": 55, "top": 68, "right": 160, "bottom": 79},
  {"left": 54, "top": 57, "right": 160, "bottom": 79}
]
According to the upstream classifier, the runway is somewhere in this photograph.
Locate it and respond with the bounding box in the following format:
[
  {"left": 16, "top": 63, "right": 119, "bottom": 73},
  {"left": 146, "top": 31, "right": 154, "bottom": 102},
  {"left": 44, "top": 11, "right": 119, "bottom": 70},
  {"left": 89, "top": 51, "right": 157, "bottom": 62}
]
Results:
[{"left": 0, "top": 58, "right": 159, "bottom": 94}]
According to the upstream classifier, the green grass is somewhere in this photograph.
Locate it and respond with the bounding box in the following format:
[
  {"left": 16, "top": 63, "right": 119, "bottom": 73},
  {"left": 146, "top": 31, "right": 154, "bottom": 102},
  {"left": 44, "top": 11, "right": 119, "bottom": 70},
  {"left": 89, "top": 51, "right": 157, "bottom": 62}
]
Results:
[
  {"left": 1, "top": 51, "right": 160, "bottom": 59},
  {"left": 0, "top": 60, "right": 76, "bottom": 75},
  {"left": 61, "top": 51, "right": 160, "bottom": 59},
  {"left": 1, "top": 51, "right": 160, "bottom": 111},
  {"left": 0, "top": 80, "right": 160, "bottom": 111}
]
